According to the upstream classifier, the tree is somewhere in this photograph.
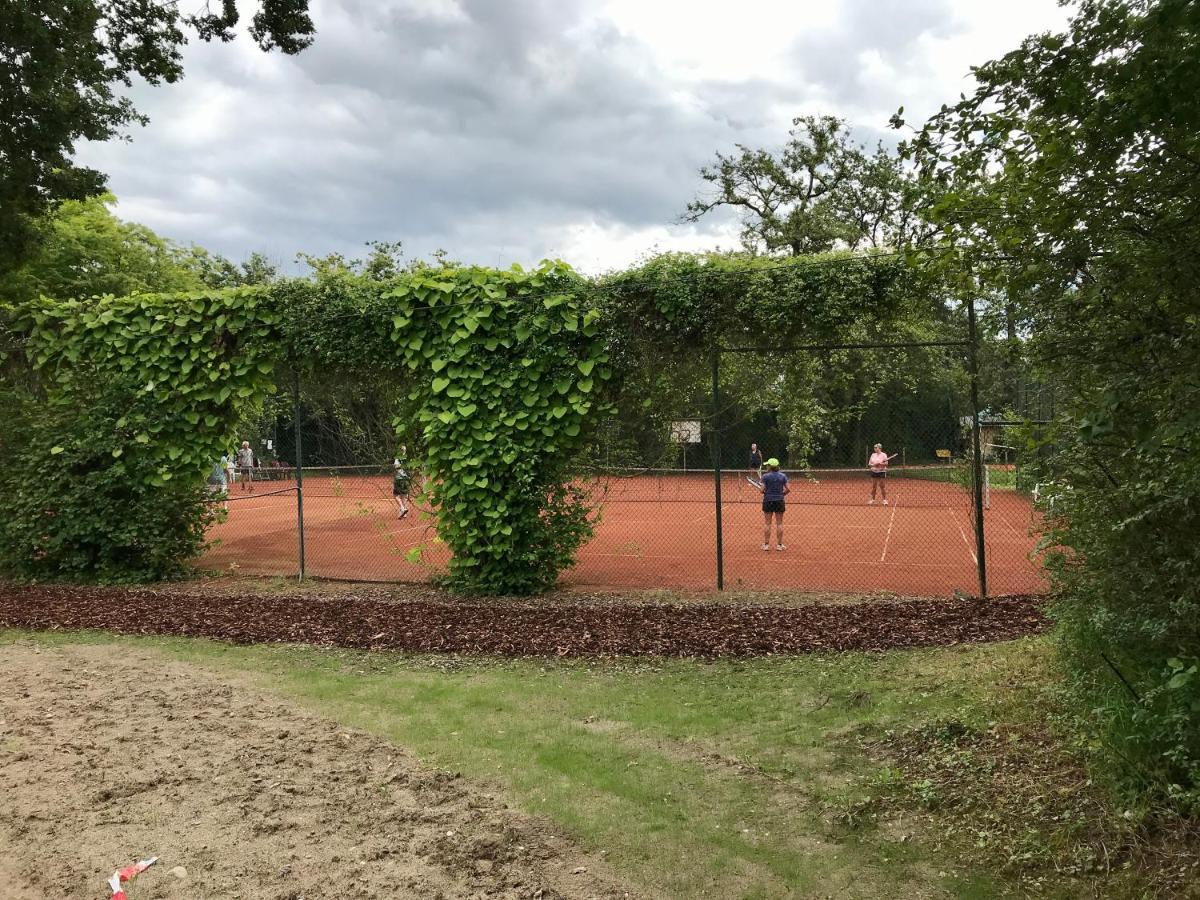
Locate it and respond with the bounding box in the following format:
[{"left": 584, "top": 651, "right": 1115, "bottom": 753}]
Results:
[
  {"left": 0, "top": 0, "right": 315, "bottom": 273},
  {"left": 683, "top": 115, "right": 938, "bottom": 256},
  {"left": 905, "top": 0, "right": 1200, "bottom": 809},
  {"left": 185, "top": 247, "right": 280, "bottom": 288},
  {"left": 0, "top": 194, "right": 203, "bottom": 303}
]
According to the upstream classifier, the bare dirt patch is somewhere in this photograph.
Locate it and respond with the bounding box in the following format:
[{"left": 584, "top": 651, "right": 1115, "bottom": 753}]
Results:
[{"left": 0, "top": 641, "right": 628, "bottom": 899}]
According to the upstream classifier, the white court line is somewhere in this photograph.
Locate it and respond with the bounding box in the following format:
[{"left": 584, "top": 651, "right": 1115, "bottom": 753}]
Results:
[
  {"left": 992, "top": 505, "right": 1028, "bottom": 541},
  {"left": 947, "top": 508, "right": 978, "bottom": 565},
  {"left": 880, "top": 503, "right": 898, "bottom": 562}
]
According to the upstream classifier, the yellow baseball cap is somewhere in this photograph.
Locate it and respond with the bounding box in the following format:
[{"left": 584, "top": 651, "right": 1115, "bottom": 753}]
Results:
[{"left": 766, "top": 457, "right": 780, "bottom": 467}]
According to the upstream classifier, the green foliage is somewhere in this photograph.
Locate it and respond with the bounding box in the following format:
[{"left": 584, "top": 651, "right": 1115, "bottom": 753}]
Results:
[
  {"left": 17, "top": 287, "right": 281, "bottom": 486},
  {"left": 185, "top": 248, "right": 280, "bottom": 289},
  {"left": 0, "top": 378, "right": 216, "bottom": 581},
  {"left": 683, "top": 115, "right": 939, "bottom": 256},
  {"left": 5, "top": 259, "right": 606, "bottom": 594},
  {"left": 908, "top": 0, "right": 1200, "bottom": 808},
  {"left": 0, "top": 195, "right": 204, "bottom": 304},
  {"left": 277, "top": 260, "right": 609, "bottom": 593},
  {"left": 598, "top": 251, "right": 960, "bottom": 466},
  {"left": 0, "top": 0, "right": 313, "bottom": 272},
  {"left": 379, "top": 261, "right": 608, "bottom": 594}
]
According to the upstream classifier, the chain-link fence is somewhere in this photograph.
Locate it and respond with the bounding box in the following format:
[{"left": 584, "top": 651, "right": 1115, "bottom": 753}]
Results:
[{"left": 197, "top": 341, "right": 1048, "bottom": 597}]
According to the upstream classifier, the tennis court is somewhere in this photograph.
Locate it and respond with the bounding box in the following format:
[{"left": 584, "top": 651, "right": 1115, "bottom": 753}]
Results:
[{"left": 201, "top": 466, "right": 1045, "bottom": 596}]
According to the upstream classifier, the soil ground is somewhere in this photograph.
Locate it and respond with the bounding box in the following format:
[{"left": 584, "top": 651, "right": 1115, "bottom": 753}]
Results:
[{"left": 0, "top": 641, "right": 628, "bottom": 900}]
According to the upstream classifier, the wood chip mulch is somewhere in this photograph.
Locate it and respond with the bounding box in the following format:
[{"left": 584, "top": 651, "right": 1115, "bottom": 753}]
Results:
[{"left": 0, "top": 583, "right": 1048, "bottom": 657}]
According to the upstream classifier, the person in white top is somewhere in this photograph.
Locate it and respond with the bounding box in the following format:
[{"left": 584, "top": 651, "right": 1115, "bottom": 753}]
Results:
[
  {"left": 236, "top": 441, "right": 257, "bottom": 493},
  {"left": 868, "top": 443, "right": 897, "bottom": 505}
]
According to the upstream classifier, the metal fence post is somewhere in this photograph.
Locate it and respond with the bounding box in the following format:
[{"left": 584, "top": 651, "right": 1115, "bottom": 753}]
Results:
[
  {"left": 966, "top": 299, "right": 988, "bottom": 598},
  {"left": 711, "top": 348, "right": 724, "bottom": 591},
  {"left": 293, "top": 373, "right": 306, "bottom": 581}
]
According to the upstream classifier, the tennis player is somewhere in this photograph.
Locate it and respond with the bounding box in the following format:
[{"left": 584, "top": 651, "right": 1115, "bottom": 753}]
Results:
[
  {"left": 759, "top": 457, "right": 790, "bottom": 551},
  {"left": 236, "top": 441, "right": 256, "bottom": 493},
  {"left": 393, "top": 448, "right": 412, "bottom": 520},
  {"left": 868, "top": 443, "right": 897, "bottom": 505},
  {"left": 748, "top": 442, "right": 763, "bottom": 478}
]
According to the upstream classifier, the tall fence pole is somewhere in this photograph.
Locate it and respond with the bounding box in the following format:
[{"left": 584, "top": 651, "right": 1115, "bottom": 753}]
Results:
[
  {"left": 711, "top": 348, "right": 724, "bottom": 591},
  {"left": 966, "top": 298, "right": 988, "bottom": 598},
  {"left": 293, "top": 373, "right": 306, "bottom": 582}
]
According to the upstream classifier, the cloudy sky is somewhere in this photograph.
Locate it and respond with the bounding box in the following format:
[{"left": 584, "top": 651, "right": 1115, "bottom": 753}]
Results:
[{"left": 78, "top": 0, "right": 1071, "bottom": 274}]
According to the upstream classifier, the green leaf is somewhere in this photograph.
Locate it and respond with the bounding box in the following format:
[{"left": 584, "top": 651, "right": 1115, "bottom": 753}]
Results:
[
  {"left": 578, "top": 359, "right": 595, "bottom": 376},
  {"left": 432, "top": 377, "right": 451, "bottom": 393},
  {"left": 431, "top": 357, "right": 448, "bottom": 373},
  {"left": 50, "top": 445, "right": 65, "bottom": 455}
]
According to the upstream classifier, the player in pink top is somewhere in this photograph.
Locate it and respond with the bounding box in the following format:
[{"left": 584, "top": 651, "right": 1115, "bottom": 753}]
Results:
[{"left": 868, "top": 443, "right": 897, "bottom": 505}]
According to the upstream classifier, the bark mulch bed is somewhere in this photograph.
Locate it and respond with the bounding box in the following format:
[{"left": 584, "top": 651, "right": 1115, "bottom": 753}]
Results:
[{"left": 0, "top": 583, "right": 1048, "bottom": 657}]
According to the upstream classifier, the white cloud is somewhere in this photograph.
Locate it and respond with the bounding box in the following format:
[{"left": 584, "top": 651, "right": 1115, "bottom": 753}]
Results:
[{"left": 76, "top": 0, "right": 1075, "bottom": 272}]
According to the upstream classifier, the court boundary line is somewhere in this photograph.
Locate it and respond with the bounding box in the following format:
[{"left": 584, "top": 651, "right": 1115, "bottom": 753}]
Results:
[
  {"left": 880, "top": 503, "right": 898, "bottom": 562},
  {"left": 946, "top": 507, "right": 979, "bottom": 565}
]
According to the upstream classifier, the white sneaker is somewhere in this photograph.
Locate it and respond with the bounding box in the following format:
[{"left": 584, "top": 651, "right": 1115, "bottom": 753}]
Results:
[
  {"left": 776, "top": 544, "right": 786, "bottom": 551},
  {"left": 761, "top": 543, "right": 770, "bottom": 551},
  {"left": 882, "top": 499, "right": 889, "bottom": 506},
  {"left": 868, "top": 499, "right": 874, "bottom": 505}
]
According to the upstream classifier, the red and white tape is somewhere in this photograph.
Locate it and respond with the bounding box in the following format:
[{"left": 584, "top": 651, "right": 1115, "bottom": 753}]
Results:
[{"left": 107, "top": 858, "right": 157, "bottom": 899}]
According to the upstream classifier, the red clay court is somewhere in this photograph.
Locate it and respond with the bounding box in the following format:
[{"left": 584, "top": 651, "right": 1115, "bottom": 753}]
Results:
[{"left": 201, "top": 467, "right": 1046, "bottom": 596}]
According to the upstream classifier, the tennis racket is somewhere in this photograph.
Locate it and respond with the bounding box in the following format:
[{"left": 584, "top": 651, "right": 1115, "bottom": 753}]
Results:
[{"left": 746, "top": 477, "right": 763, "bottom": 491}]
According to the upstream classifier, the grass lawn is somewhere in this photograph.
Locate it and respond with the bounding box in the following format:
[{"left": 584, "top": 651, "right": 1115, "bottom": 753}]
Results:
[{"left": 5, "top": 627, "right": 1066, "bottom": 898}]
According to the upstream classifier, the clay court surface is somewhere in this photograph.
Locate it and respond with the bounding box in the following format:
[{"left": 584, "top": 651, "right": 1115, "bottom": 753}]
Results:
[
  {"left": 203, "top": 470, "right": 1045, "bottom": 597},
  {"left": 0, "top": 640, "right": 624, "bottom": 899}
]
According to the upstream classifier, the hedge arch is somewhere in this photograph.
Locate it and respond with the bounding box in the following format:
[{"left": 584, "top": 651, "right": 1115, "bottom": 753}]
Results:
[
  {"left": 3, "top": 252, "right": 935, "bottom": 592},
  {"left": 6, "top": 261, "right": 608, "bottom": 593}
]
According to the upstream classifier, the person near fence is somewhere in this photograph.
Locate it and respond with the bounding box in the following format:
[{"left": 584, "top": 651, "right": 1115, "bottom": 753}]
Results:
[
  {"left": 237, "top": 441, "right": 256, "bottom": 493},
  {"left": 868, "top": 443, "right": 896, "bottom": 506},
  {"left": 207, "top": 456, "right": 230, "bottom": 511},
  {"left": 748, "top": 442, "right": 763, "bottom": 478},
  {"left": 760, "top": 457, "right": 790, "bottom": 551},
  {"left": 393, "top": 449, "right": 412, "bottom": 520}
]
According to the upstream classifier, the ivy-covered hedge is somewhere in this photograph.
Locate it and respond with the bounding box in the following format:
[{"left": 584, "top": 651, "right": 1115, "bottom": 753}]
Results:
[
  {"left": 280, "top": 261, "right": 609, "bottom": 594},
  {"left": 1, "top": 253, "right": 927, "bottom": 592}
]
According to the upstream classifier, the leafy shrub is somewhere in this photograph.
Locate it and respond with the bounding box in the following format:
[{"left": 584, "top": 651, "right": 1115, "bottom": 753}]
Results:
[{"left": 0, "top": 381, "right": 216, "bottom": 582}]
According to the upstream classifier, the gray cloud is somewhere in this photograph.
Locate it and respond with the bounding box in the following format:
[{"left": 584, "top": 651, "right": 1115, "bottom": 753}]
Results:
[{"left": 74, "top": 0, "right": 1019, "bottom": 272}]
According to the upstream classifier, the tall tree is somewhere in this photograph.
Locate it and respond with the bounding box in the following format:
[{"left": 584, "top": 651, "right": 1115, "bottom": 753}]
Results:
[
  {"left": 0, "top": 0, "right": 315, "bottom": 273},
  {"left": 905, "top": 0, "right": 1200, "bottom": 805},
  {"left": 0, "top": 193, "right": 203, "bottom": 302},
  {"left": 683, "top": 115, "right": 937, "bottom": 256},
  {"left": 184, "top": 247, "right": 280, "bottom": 288}
]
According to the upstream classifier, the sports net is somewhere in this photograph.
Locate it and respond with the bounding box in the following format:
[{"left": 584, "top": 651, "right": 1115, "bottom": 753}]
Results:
[{"left": 582, "top": 464, "right": 986, "bottom": 509}]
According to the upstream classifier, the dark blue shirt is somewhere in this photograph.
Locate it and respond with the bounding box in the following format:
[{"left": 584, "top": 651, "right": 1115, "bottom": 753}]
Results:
[
  {"left": 749, "top": 450, "right": 762, "bottom": 468},
  {"left": 761, "top": 470, "right": 788, "bottom": 502}
]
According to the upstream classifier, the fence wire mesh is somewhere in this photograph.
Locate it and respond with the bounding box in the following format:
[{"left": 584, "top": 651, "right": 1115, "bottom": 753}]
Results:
[{"left": 197, "top": 349, "right": 1049, "bottom": 597}]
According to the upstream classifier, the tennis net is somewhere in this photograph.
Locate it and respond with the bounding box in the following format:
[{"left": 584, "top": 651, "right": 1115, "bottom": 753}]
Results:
[{"left": 582, "top": 465, "right": 988, "bottom": 509}]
